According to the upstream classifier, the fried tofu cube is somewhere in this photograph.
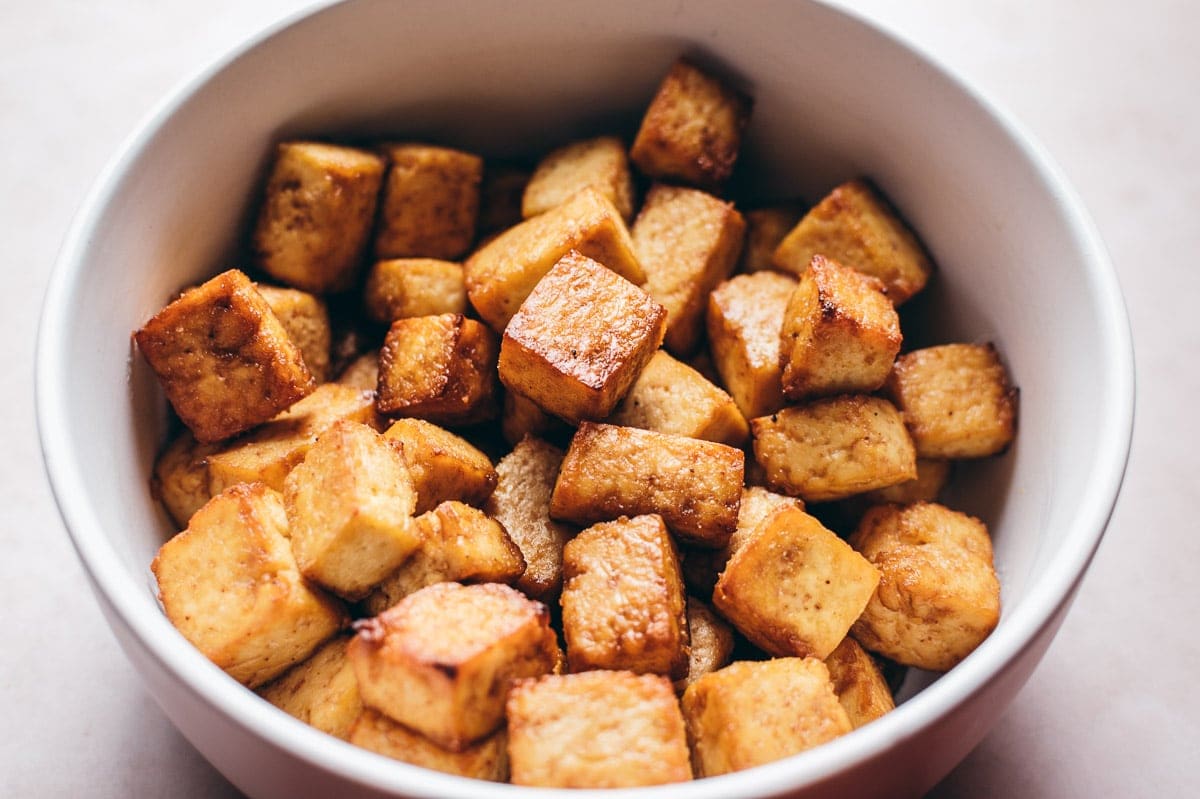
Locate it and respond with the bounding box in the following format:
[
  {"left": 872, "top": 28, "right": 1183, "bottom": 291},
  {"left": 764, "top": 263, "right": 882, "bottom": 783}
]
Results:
[
  {"left": 283, "top": 420, "right": 420, "bottom": 599},
  {"left": 251, "top": 141, "right": 385, "bottom": 293},
  {"left": 207, "top": 383, "right": 379, "bottom": 494},
  {"left": 334, "top": 351, "right": 379, "bottom": 391},
  {"left": 885, "top": 343, "right": 1017, "bottom": 459},
  {"left": 376, "top": 313, "right": 498, "bottom": 425},
  {"left": 632, "top": 184, "right": 746, "bottom": 354},
  {"left": 484, "top": 436, "right": 576, "bottom": 599},
  {"left": 363, "top": 258, "right": 467, "bottom": 323},
  {"left": 381, "top": 418, "right": 497, "bottom": 513},
  {"left": 675, "top": 599, "right": 735, "bottom": 691},
  {"left": 773, "top": 179, "right": 932, "bottom": 304},
  {"left": 561, "top": 514, "right": 688, "bottom": 678},
  {"left": 550, "top": 422, "right": 744, "bottom": 548},
  {"left": 477, "top": 164, "right": 529, "bottom": 235},
  {"left": 739, "top": 204, "right": 804, "bottom": 273},
  {"left": 608, "top": 350, "right": 748, "bottom": 447},
  {"left": 152, "top": 483, "right": 346, "bottom": 688},
  {"left": 152, "top": 431, "right": 219, "bottom": 529},
  {"left": 523, "top": 136, "right": 635, "bottom": 221},
  {"left": 499, "top": 390, "right": 571, "bottom": 447},
  {"left": 861, "top": 458, "right": 951, "bottom": 506},
  {"left": 348, "top": 582, "right": 559, "bottom": 750},
  {"left": 849, "top": 502, "right": 1001, "bottom": 671},
  {"left": 685, "top": 485, "right": 806, "bottom": 593},
  {"left": 682, "top": 658, "right": 852, "bottom": 776},
  {"left": 362, "top": 501, "right": 525, "bottom": 615},
  {"left": 374, "top": 144, "right": 482, "bottom": 260},
  {"left": 714, "top": 506, "right": 878, "bottom": 658},
  {"left": 349, "top": 709, "right": 508, "bottom": 781},
  {"left": 498, "top": 251, "right": 667, "bottom": 424},
  {"left": 780, "top": 255, "right": 902, "bottom": 400},
  {"left": 823, "top": 637, "right": 895, "bottom": 729},
  {"left": 464, "top": 187, "right": 645, "bottom": 331},
  {"left": 255, "top": 284, "right": 332, "bottom": 383},
  {"left": 707, "top": 271, "right": 797, "bottom": 419},
  {"left": 630, "top": 59, "right": 751, "bottom": 188},
  {"left": 259, "top": 635, "right": 361, "bottom": 740},
  {"left": 751, "top": 396, "right": 917, "bottom": 502},
  {"left": 134, "top": 269, "right": 316, "bottom": 443},
  {"left": 507, "top": 671, "right": 692, "bottom": 787}
]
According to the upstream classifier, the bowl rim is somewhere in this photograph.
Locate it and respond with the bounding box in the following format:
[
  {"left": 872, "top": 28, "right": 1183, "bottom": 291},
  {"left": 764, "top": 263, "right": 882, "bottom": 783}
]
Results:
[{"left": 36, "top": 0, "right": 1134, "bottom": 796}]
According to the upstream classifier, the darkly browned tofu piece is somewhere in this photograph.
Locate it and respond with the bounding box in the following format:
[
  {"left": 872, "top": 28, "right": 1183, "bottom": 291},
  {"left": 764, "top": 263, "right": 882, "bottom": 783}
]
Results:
[
  {"left": 738, "top": 204, "right": 804, "bottom": 273},
  {"left": 134, "top": 269, "right": 315, "bottom": 443},
  {"left": 252, "top": 141, "right": 385, "bottom": 293},
  {"left": 550, "top": 422, "right": 744, "bottom": 548},
  {"left": 499, "top": 251, "right": 667, "bottom": 424},
  {"left": 374, "top": 144, "right": 483, "bottom": 260},
  {"left": 376, "top": 313, "right": 498, "bottom": 425},
  {"left": 630, "top": 59, "right": 751, "bottom": 188}
]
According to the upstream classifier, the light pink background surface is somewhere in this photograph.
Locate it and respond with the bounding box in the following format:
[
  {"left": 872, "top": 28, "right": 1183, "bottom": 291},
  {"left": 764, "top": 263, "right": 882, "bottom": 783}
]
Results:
[{"left": 4, "top": 1, "right": 1194, "bottom": 795}]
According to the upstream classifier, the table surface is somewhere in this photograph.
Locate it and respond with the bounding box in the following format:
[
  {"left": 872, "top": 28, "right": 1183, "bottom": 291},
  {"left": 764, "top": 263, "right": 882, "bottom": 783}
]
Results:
[{"left": 4, "top": 1, "right": 1196, "bottom": 796}]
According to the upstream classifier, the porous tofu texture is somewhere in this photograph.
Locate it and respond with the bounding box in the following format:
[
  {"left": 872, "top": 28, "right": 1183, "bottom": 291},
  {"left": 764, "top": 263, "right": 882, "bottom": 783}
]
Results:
[
  {"left": 522, "top": 136, "right": 635, "bottom": 221},
  {"left": 363, "top": 258, "right": 467, "bottom": 323},
  {"left": 152, "top": 483, "right": 345, "bottom": 688},
  {"left": 682, "top": 658, "right": 852, "bottom": 777},
  {"left": 675, "top": 599, "right": 735, "bottom": 691},
  {"left": 506, "top": 671, "right": 692, "bottom": 787},
  {"left": 464, "top": 187, "right": 645, "bottom": 331},
  {"left": 632, "top": 184, "right": 746, "bottom": 354},
  {"left": 714, "top": 506, "right": 879, "bottom": 659},
  {"left": 550, "top": 422, "right": 745, "bottom": 548},
  {"left": 751, "top": 396, "right": 916, "bottom": 502},
  {"left": 772, "top": 178, "right": 932, "bottom": 305},
  {"left": 259, "top": 635, "right": 361, "bottom": 740},
  {"left": 348, "top": 582, "right": 559, "bottom": 751},
  {"left": 885, "top": 343, "right": 1017, "bottom": 459},
  {"left": 849, "top": 502, "right": 1001, "bottom": 672},
  {"left": 630, "top": 58, "right": 751, "bottom": 188},
  {"left": 134, "top": 269, "right": 316, "bottom": 443},
  {"left": 739, "top": 204, "right": 804, "bottom": 273},
  {"left": 283, "top": 420, "right": 421, "bottom": 600},
  {"left": 350, "top": 710, "right": 508, "bottom": 781},
  {"left": 561, "top": 514, "right": 688, "bottom": 678},
  {"left": 823, "top": 636, "right": 895, "bottom": 730},
  {"left": 779, "top": 254, "right": 902, "bottom": 400},
  {"left": 153, "top": 431, "right": 219, "bottom": 529},
  {"left": 252, "top": 141, "right": 385, "bottom": 293},
  {"left": 256, "top": 284, "right": 332, "bottom": 383},
  {"left": 381, "top": 418, "right": 497, "bottom": 514},
  {"left": 498, "top": 251, "right": 667, "bottom": 424},
  {"left": 374, "top": 144, "right": 482, "bottom": 260},
  {"left": 376, "top": 313, "right": 498, "bottom": 425}
]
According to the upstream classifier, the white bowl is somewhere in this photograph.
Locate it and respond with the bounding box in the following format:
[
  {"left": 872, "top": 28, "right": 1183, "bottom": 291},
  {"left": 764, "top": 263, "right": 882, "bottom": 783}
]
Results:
[{"left": 37, "top": 1, "right": 1133, "bottom": 796}]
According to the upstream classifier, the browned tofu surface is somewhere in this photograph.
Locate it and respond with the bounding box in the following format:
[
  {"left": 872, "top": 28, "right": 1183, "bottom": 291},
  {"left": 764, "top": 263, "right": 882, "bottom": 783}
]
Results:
[
  {"left": 255, "top": 284, "right": 332, "bottom": 383},
  {"left": 522, "top": 136, "right": 635, "bottom": 221},
  {"left": 862, "top": 458, "right": 951, "bottom": 506},
  {"left": 823, "top": 636, "right": 895, "bottom": 729},
  {"left": 349, "top": 709, "right": 508, "bottom": 781},
  {"left": 381, "top": 417, "right": 497, "bottom": 513},
  {"left": 675, "top": 599, "right": 735, "bottom": 691},
  {"left": 498, "top": 251, "right": 667, "bottom": 424},
  {"left": 687, "top": 485, "right": 806, "bottom": 592},
  {"left": 739, "top": 204, "right": 804, "bottom": 273},
  {"left": 259, "top": 635, "right": 361, "bottom": 740},
  {"left": 134, "top": 269, "right": 316, "bottom": 443},
  {"left": 550, "top": 422, "right": 744, "bottom": 548},
  {"left": 507, "top": 671, "right": 692, "bottom": 787},
  {"left": 363, "top": 258, "right": 467, "bottom": 323},
  {"left": 477, "top": 164, "right": 529, "bottom": 235},
  {"left": 374, "top": 144, "right": 482, "bottom": 260},
  {"left": 153, "top": 431, "right": 219, "bottom": 529}
]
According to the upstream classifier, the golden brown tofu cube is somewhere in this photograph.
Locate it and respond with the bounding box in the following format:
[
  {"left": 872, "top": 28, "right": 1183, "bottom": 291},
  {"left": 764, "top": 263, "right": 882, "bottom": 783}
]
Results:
[
  {"left": 823, "top": 637, "right": 895, "bottom": 730},
  {"left": 714, "top": 506, "right": 878, "bottom": 659},
  {"left": 630, "top": 59, "right": 751, "bottom": 188},
  {"left": 152, "top": 431, "right": 219, "bottom": 529},
  {"left": 707, "top": 271, "right": 797, "bottom": 419},
  {"left": 477, "top": 164, "right": 529, "bottom": 235},
  {"left": 561, "top": 514, "right": 688, "bottom": 678},
  {"left": 251, "top": 141, "right": 385, "bottom": 293},
  {"left": 632, "top": 184, "right": 746, "bottom": 354},
  {"left": 499, "top": 390, "right": 571, "bottom": 447},
  {"left": 374, "top": 144, "right": 482, "bottom": 260},
  {"left": 152, "top": 483, "right": 346, "bottom": 688},
  {"left": 522, "top": 136, "right": 635, "bottom": 221},
  {"left": 685, "top": 485, "right": 806, "bottom": 593},
  {"left": 363, "top": 258, "right": 467, "bottom": 324},
  {"left": 134, "top": 269, "right": 316, "bottom": 443},
  {"left": 885, "top": 343, "right": 1017, "bottom": 459},
  {"left": 349, "top": 709, "right": 508, "bottom": 780},
  {"left": 682, "top": 658, "right": 852, "bottom": 776},
  {"left": 498, "top": 251, "right": 667, "bottom": 424},
  {"left": 284, "top": 421, "right": 421, "bottom": 599},
  {"left": 751, "top": 396, "right": 917, "bottom": 502},
  {"left": 259, "top": 635, "right": 361, "bottom": 740},
  {"left": 376, "top": 313, "right": 498, "bottom": 425},
  {"left": 773, "top": 179, "right": 932, "bottom": 304},
  {"left": 608, "top": 349, "right": 748, "bottom": 447},
  {"left": 464, "top": 187, "right": 645, "bottom": 331},
  {"left": 348, "top": 582, "right": 559, "bottom": 750},
  {"left": 780, "top": 255, "right": 902, "bottom": 400},
  {"left": 507, "top": 671, "right": 692, "bottom": 787},
  {"left": 484, "top": 436, "right": 576, "bottom": 599},
  {"left": 550, "top": 422, "right": 744, "bottom": 548},
  {"left": 381, "top": 418, "right": 497, "bottom": 514},
  {"left": 849, "top": 502, "right": 1001, "bottom": 671},
  {"left": 739, "top": 204, "right": 804, "bottom": 273},
  {"left": 362, "top": 501, "right": 525, "bottom": 615},
  {"left": 675, "top": 599, "right": 735, "bottom": 691},
  {"left": 206, "top": 383, "right": 379, "bottom": 494},
  {"left": 255, "top": 284, "right": 332, "bottom": 383},
  {"left": 334, "top": 351, "right": 379, "bottom": 391},
  {"left": 861, "top": 458, "right": 951, "bottom": 506}
]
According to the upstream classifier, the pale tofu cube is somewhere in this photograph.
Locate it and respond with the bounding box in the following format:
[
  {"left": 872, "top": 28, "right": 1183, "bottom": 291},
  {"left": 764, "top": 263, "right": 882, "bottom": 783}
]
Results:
[
  {"left": 374, "top": 144, "right": 482, "bottom": 260},
  {"left": 363, "top": 258, "right": 467, "bottom": 323},
  {"left": 381, "top": 417, "right": 497, "bottom": 513},
  {"left": 349, "top": 709, "right": 508, "bottom": 781},
  {"left": 152, "top": 431, "right": 219, "bottom": 529},
  {"left": 675, "top": 599, "right": 734, "bottom": 691},
  {"left": 259, "top": 635, "right": 361, "bottom": 740},
  {"left": 522, "top": 136, "right": 635, "bottom": 220},
  {"left": 255, "top": 284, "right": 333, "bottom": 383},
  {"left": 823, "top": 637, "right": 895, "bottom": 729},
  {"left": 739, "top": 204, "right": 804, "bottom": 273}
]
